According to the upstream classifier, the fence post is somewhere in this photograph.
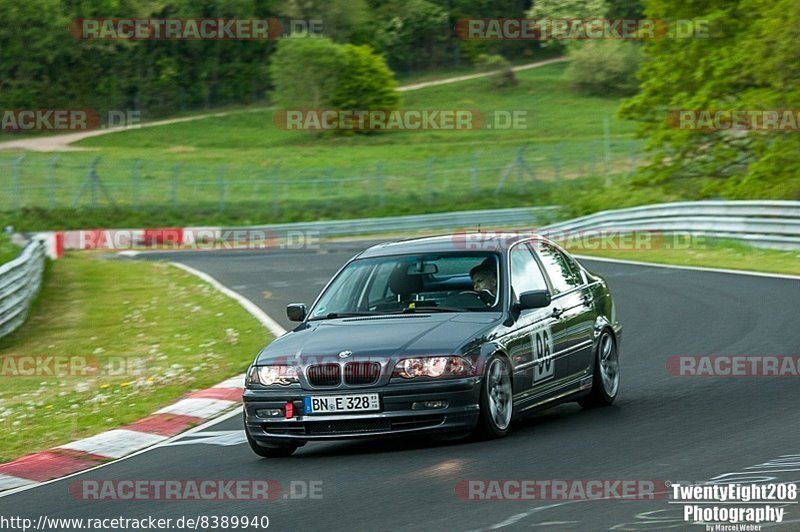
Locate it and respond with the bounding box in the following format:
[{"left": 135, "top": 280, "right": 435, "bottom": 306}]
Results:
[
  {"left": 324, "top": 168, "right": 333, "bottom": 209},
  {"left": 471, "top": 151, "right": 479, "bottom": 195},
  {"left": 628, "top": 142, "right": 637, "bottom": 175},
  {"left": 171, "top": 163, "right": 181, "bottom": 208},
  {"left": 48, "top": 156, "right": 59, "bottom": 209},
  {"left": 426, "top": 159, "right": 434, "bottom": 204},
  {"left": 377, "top": 162, "right": 385, "bottom": 208},
  {"left": 12, "top": 155, "right": 24, "bottom": 210},
  {"left": 553, "top": 142, "right": 562, "bottom": 183},
  {"left": 132, "top": 160, "right": 142, "bottom": 211},
  {"left": 271, "top": 164, "right": 280, "bottom": 219},
  {"left": 217, "top": 165, "right": 226, "bottom": 212},
  {"left": 603, "top": 117, "right": 611, "bottom": 179}
]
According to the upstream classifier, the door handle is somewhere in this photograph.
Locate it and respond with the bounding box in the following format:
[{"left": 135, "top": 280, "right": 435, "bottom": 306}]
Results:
[{"left": 552, "top": 306, "right": 564, "bottom": 318}]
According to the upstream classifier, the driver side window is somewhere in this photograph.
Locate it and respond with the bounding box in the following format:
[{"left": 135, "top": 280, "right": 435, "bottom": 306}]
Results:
[{"left": 509, "top": 244, "right": 548, "bottom": 300}]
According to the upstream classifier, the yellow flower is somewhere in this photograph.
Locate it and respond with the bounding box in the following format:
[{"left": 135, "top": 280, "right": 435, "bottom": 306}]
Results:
[{"left": 100, "top": 383, "right": 110, "bottom": 389}]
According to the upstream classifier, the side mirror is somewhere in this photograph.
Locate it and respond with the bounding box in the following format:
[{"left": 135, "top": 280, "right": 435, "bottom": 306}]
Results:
[
  {"left": 286, "top": 303, "right": 307, "bottom": 322},
  {"left": 518, "top": 290, "right": 551, "bottom": 310}
]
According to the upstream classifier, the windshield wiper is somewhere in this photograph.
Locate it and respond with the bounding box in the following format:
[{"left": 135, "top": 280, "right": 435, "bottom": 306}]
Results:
[
  {"left": 391, "top": 306, "right": 469, "bottom": 313},
  {"left": 308, "top": 312, "right": 380, "bottom": 321}
]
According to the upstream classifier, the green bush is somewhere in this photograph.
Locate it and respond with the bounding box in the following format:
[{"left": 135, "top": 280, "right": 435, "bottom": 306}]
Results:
[
  {"left": 332, "top": 44, "right": 400, "bottom": 110},
  {"left": 565, "top": 41, "right": 642, "bottom": 96}
]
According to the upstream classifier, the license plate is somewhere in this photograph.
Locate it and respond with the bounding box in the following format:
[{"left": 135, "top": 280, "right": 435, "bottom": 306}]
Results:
[{"left": 304, "top": 393, "right": 380, "bottom": 414}]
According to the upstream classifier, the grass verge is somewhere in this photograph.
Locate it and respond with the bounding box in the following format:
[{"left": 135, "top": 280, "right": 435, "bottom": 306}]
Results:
[
  {"left": 0, "top": 232, "right": 21, "bottom": 264},
  {"left": 0, "top": 252, "right": 270, "bottom": 463},
  {"left": 563, "top": 237, "right": 800, "bottom": 276}
]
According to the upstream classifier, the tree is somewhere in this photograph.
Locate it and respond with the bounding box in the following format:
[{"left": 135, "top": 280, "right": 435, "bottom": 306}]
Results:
[
  {"left": 332, "top": 44, "right": 399, "bottom": 110},
  {"left": 620, "top": 0, "right": 800, "bottom": 199},
  {"left": 565, "top": 41, "right": 641, "bottom": 96},
  {"left": 269, "top": 37, "right": 347, "bottom": 108}
]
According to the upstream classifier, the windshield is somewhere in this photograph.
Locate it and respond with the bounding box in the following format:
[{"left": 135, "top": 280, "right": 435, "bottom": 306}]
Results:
[{"left": 309, "top": 253, "right": 502, "bottom": 319}]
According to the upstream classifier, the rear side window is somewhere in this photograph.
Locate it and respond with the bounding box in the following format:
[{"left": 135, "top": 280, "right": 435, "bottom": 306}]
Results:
[
  {"left": 536, "top": 243, "right": 583, "bottom": 293},
  {"left": 509, "top": 244, "right": 548, "bottom": 297}
]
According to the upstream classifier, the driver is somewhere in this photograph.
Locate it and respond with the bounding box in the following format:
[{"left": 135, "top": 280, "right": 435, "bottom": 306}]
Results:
[{"left": 470, "top": 259, "right": 497, "bottom": 297}]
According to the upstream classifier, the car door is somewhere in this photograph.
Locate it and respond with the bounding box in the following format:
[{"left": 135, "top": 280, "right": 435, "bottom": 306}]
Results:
[
  {"left": 506, "top": 243, "right": 564, "bottom": 404},
  {"left": 533, "top": 242, "right": 596, "bottom": 381}
]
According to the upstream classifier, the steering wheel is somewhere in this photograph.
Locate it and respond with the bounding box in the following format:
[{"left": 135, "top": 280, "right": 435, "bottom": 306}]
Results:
[{"left": 459, "top": 289, "right": 495, "bottom": 306}]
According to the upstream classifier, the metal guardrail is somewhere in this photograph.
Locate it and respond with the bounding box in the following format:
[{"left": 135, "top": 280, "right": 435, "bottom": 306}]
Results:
[
  {"left": 539, "top": 200, "right": 800, "bottom": 250},
  {"left": 232, "top": 206, "right": 563, "bottom": 238},
  {"left": 0, "top": 239, "right": 46, "bottom": 339}
]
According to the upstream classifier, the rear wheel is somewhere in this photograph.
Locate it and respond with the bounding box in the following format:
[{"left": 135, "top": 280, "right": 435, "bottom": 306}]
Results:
[
  {"left": 473, "top": 354, "right": 513, "bottom": 439},
  {"left": 579, "top": 329, "right": 619, "bottom": 408}
]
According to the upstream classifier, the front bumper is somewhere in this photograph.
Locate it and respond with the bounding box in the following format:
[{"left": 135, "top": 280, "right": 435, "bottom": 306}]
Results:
[{"left": 243, "top": 377, "right": 481, "bottom": 441}]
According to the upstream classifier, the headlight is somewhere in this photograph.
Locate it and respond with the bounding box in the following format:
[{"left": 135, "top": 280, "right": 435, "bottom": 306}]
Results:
[
  {"left": 393, "top": 356, "right": 473, "bottom": 379},
  {"left": 247, "top": 365, "right": 299, "bottom": 386}
]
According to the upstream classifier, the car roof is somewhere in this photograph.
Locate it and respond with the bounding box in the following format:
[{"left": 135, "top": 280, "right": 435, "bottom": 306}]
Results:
[{"left": 357, "top": 232, "right": 544, "bottom": 259}]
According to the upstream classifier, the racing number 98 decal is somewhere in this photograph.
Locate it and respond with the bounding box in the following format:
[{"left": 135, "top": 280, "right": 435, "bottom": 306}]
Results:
[{"left": 532, "top": 327, "right": 554, "bottom": 384}]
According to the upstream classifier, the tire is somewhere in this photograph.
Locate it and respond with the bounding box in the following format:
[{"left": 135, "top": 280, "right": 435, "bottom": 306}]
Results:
[
  {"left": 245, "top": 422, "right": 298, "bottom": 458},
  {"left": 579, "top": 329, "right": 619, "bottom": 408},
  {"left": 473, "top": 354, "right": 513, "bottom": 439}
]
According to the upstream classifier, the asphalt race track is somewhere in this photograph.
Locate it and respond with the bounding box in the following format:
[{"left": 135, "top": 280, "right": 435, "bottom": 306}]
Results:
[{"left": 1, "top": 241, "right": 798, "bottom": 531}]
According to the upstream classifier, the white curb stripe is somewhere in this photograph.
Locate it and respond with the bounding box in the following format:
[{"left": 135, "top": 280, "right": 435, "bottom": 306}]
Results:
[
  {"left": 213, "top": 374, "right": 246, "bottom": 389},
  {"left": 59, "top": 429, "right": 167, "bottom": 459},
  {"left": 169, "top": 262, "right": 287, "bottom": 338},
  {"left": 155, "top": 398, "right": 237, "bottom": 419},
  {"left": 0, "top": 474, "right": 37, "bottom": 490}
]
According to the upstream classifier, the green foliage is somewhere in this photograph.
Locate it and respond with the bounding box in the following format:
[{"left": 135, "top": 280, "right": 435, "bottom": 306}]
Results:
[
  {"left": 332, "top": 44, "right": 400, "bottom": 110},
  {"left": 475, "top": 54, "right": 518, "bottom": 89},
  {"left": 269, "top": 37, "right": 347, "bottom": 108},
  {"left": 526, "top": 0, "right": 608, "bottom": 50},
  {"left": 620, "top": 0, "right": 800, "bottom": 199},
  {"left": 368, "top": 0, "right": 451, "bottom": 75},
  {"left": 270, "top": 37, "right": 399, "bottom": 116},
  {"left": 565, "top": 41, "right": 642, "bottom": 96}
]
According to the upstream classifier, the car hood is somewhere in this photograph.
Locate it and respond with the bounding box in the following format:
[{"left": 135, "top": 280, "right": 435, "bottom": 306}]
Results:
[{"left": 255, "top": 312, "right": 501, "bottom": 365}]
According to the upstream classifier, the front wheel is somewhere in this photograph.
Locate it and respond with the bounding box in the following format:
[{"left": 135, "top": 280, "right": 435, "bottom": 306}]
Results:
[
  {"left": 579, "top": 329, "right": 619, "bottom": 408},
  {"left": 473, "top": 354, "right": 513, "bottom": 439}
]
